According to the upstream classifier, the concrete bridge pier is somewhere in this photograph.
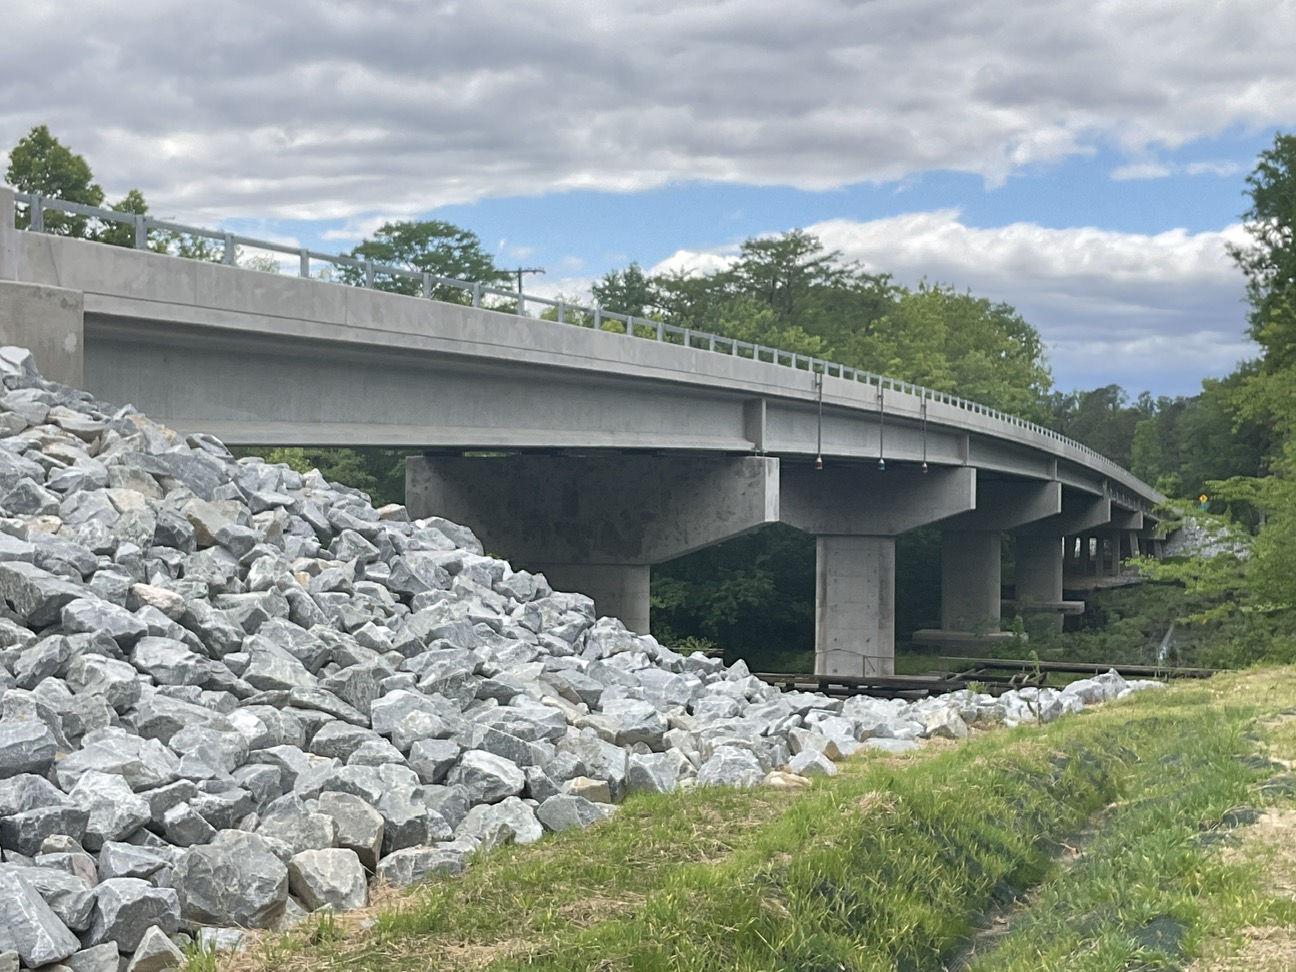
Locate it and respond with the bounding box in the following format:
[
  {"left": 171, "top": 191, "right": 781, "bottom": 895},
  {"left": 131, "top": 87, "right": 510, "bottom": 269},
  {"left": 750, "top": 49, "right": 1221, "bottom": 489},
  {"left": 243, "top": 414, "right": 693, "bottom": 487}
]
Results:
[
  {"left": 1015, "top": 494, "right": 1112, "bottom": 631},
  {"left": 915, "top": 480, "right": 1062, "bottom": 648},
  {"left": 404, "top": 454, "right": 779, "bottom": 633},
  {"left": 780, "top": 464, "right": 976, "bottom": 677}
]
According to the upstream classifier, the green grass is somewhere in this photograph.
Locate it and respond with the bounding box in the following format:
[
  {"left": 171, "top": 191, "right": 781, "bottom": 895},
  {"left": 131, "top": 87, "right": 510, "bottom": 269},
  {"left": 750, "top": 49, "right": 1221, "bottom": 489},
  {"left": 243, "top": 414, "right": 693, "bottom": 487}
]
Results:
[{"left": 220, "top": 669, "right": 1296, "bottom": 972}]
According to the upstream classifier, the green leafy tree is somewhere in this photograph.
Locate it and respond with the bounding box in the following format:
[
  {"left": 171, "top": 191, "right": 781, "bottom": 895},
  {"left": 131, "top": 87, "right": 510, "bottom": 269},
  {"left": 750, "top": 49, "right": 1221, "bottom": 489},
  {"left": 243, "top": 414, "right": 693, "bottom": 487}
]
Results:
[
  {"left": 1230, "top": 133, "right": 1296, "bottom": 372},
  {"left": 340, "top": 220, "right": 508, "bottom": 302},
  {"left": 6, "top": 125, "right": 104, "bottom": 236},
  {"left": 592, "top": 262, "right": 656, "bottom": 319},
  {"left": 97, "top": 187, "right": 151, "bottom": 248}
]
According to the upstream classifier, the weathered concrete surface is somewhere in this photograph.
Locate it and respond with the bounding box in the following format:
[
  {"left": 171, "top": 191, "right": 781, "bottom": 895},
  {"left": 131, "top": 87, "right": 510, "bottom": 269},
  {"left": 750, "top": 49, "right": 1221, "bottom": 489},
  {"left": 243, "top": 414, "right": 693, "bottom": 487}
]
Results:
[{"left": 0, "top": 280, "right": 82, "bottom": 388}]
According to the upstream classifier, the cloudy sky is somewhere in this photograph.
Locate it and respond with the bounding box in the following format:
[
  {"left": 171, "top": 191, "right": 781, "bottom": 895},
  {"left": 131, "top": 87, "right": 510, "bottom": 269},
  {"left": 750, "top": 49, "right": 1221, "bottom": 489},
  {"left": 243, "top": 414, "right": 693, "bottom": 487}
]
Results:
[{"left": 4, "top": 0, "right": 1293, "bottom": 397}]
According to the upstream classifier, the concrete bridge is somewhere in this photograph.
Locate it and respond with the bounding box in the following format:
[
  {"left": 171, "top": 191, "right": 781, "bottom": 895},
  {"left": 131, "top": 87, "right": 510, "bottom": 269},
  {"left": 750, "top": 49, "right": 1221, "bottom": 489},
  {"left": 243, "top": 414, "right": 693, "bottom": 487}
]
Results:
[{"left": 0, "top": 186, "right": 1164, "bottom": 676}]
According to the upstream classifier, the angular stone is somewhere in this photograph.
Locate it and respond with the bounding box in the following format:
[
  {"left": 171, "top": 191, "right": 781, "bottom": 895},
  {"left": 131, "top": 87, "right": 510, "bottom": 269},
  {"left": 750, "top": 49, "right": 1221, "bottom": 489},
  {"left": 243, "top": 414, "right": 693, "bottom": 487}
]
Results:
[
  {"left": 64, "top": 654, "right": 142, "bottom": 713},
  {"left": 67, "top": 771, "right": 151, "bottom": 850},
  {"left": 7, "top": 865, "right": 96, "bottom": 933},
  {"left": 696, "top": 746, "right": 765, "bottom": 787},
  {"left": 123, "top": 926, "right": 182, "bottom": 972},
  {"left": 54, "top": 730, "right": 180, "bottom": 792},
  {"left": 130, "top": 637, "right": 207, "bottom": 686},
  {"left": 0, "top": 869, "right": 81, "bottom": 967},
  {"left": 0, "top": 720, "right": 57, "bottom": 777},
  {"left": 922, "top": 705, "right": 969, "bottom": 741},
  {"left": 535, "top": 794, "right": 603, "bottom": 832},
  {"left": 86, "top": 878, "right": 180, "bottom": 952},
  {"left": 241, "top": 645, "right": 317, "bottom": 692},
  {"left": 0, "top": 561, "right": 85, "bottom": 627},
  {"left": 1, "top": 804, "right": 91, "bottom": 857},
  {"left": 562, "top": 776, "right": 612, "bottom": 803},
  {"left": 787, "top": 750, "right": 837, "bottom": 777},
  {"left": 447, "top": 750, "right": 526, "bottom": 804},
  {"left": 600, "top": 698, "right": 669, "bottom": 749},
  {"left": 375, "top": 787, "right": 451, "bottom": 856},
  {"left": 126, "top": 584, "right": 187, "bottom": 621},
  {"left": 457, "top": 796, "right": 544, "bottom": 846},
  {"left": 316, "top": 791, "right": 384, "bottom": 871},
  {"left": 287, "top": 848, "right": 368, "bottom": 912},
  {"left": 162, "top": 803, "right": 217, "bottom": 847},
  {"left": 66, "top": 942, "right": 121, "bottom": 972},
  {"left": 98, "top": 842, "right": 172, "bottom": 881},
  {"left": 257, "top": 801, "right": 337, "bottom": 856},
  {"left": 626, "top": 751, "right": 687, "bottom": 794},
  {"left": 60, "top": 598, "right": 149, "bottom": 649},
  {"left": 373, "top": 844, "right": 467, "bottom": 888},
  {"left": 173, "top": 833, "right": 289, "bottom": 928},
  {"left": 407, "top": 738, "right": 462, "bottom": 785}
]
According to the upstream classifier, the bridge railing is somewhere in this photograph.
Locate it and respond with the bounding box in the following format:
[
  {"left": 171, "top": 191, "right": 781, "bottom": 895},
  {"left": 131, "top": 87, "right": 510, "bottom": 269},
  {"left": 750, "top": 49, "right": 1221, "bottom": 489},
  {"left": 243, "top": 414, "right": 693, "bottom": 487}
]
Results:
[{"left": 10, "top": 190, "right": 1152, "bottom": 504}]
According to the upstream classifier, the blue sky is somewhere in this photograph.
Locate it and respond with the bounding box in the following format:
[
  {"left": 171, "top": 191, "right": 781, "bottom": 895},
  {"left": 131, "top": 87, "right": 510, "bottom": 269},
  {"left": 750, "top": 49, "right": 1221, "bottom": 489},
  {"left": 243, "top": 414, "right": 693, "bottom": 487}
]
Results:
[{"left": 4, "top": 0, "right": 1293, "bottom": 399}]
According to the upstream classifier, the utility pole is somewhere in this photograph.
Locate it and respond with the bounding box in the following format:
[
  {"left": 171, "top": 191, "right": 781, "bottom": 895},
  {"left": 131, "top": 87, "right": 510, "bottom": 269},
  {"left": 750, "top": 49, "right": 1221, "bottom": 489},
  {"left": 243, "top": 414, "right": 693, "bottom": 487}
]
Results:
[{"left": 501, "top": 266, "right": 545, "bottom": 294}]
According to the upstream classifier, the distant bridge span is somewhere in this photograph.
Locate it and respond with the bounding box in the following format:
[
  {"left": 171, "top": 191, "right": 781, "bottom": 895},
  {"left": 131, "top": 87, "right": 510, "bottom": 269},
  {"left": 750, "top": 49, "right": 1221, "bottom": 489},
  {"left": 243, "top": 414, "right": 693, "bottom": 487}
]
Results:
[{"left": 0, "top": 186, "right": 1163, "bottom": 675}]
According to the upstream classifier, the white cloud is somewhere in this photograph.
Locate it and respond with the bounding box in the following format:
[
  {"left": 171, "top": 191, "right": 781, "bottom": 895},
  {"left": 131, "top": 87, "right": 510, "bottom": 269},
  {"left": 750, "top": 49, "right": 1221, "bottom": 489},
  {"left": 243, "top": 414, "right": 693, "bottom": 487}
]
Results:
[
  {"left": 1, "top": 0, "right": 1293, "bottom": 218},
  {"left": 1111, "top": 159, "right": 1243, "bottom": 181},
  {"left": 653, "top": 211, "right": 1255, "bottom": 395}
]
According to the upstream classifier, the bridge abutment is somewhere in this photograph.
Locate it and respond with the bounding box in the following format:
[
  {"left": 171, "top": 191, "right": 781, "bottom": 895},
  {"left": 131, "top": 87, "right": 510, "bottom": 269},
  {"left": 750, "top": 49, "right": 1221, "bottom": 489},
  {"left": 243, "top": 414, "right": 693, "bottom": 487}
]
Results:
[{"left": 404, "top": 454, "right": 779, "bottom": 633}]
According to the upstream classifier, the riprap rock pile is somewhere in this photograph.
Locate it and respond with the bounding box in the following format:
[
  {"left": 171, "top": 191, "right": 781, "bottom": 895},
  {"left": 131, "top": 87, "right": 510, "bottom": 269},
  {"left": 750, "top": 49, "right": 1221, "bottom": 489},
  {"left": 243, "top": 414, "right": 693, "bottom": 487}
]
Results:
[{"left": 0, "top": 345, "right": 1162, "bottom": 969}]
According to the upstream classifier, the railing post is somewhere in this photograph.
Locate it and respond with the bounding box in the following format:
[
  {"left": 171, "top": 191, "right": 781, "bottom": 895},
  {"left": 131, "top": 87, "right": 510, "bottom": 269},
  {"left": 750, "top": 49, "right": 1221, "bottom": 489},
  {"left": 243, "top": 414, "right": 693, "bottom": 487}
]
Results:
[
  {"left": 364, "top": 261, "right": 375, "bottom": 288},
  {"left": 422, "top": 272, "right": 431, "bottom": 298},
  {"left": 300, "top": 250, "right": 310, "bottom": 278},
  {"left": 30, "top": 193, "right": 44, "bottom": 232},
  {"left": 593, "top": 308, "right": 603, "bottom": 330},
  {"left": 134, "top": 215, "right": 147, "bottom": 250},
  {"left": 557, "top": 300, "right": 566, "bottom": 324},
  {"left": 223, "top": 233, "right": 236, "bottom": 265},
  {"left": 517, "top": 292, "right": 526, "bottom": 317},
  {"left": 472, "top": 282, "right": 482, "bottom": 307}
]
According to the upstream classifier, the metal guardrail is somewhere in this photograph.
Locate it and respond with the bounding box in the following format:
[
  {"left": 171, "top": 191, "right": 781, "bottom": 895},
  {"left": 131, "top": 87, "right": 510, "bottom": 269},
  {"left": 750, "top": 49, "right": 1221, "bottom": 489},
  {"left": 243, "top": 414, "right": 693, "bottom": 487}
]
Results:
[{"left": 9, "top": 190, "right": 1158, "bottom": 509}]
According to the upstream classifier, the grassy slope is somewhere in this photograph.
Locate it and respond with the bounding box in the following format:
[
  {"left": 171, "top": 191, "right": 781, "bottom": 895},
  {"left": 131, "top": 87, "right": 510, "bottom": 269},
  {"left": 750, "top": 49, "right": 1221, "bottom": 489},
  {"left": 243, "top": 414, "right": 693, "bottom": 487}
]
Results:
[{"left": 216, "top": 668, "right": 1296, "bottom": 972}]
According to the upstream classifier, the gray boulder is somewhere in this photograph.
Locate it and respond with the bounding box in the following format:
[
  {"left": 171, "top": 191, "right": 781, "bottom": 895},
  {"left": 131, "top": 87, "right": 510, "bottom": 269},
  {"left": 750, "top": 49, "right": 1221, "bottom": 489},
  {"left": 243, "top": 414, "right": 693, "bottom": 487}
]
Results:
[
  {"left": 257, "top": 800, "right": 337, "bottom": 856},
  {"left": 316, "top": 791, "right": 384, "bottom": 872},
  {"left": 0, "top": 561, "right": 85, "bottom": 628},
  {"left": 374, "top": 844, "right": 468, "bottom": 888},
  {"left": 0, "top": 868, "right": 81, "bottom": 967},
  {"left": 67, "top": 942, "right": 122, "bottom": 972},
  {"left": 287, "top": 848, "right": 368, "bottom": 911},
  {"left": 67, "top": 771, "right": 151, "bottom": 850},
  {"left": 0, "top": 720, "right": 57, "bottom": 777},
  {"left": 173, "top": 833, "right": 289, "bottom": 928},
  {"left": 696, "top": 746, "right": 765, "bottom": 787},
  {"left": 447, "top": 750, "right": 526, "bottom": 804},
  {"left": 86, "top": 878, "right": 180, "bottom": 952},
  {"left": 535, "top": 794, "right": 602, "bottom": 833},
  {"left": 7, "top": 865, "right": 96, "bottom": 933},
  {"left": 122, "top": 926, "right": 183, "bottom": 972},
  {"left": 456, "top": 796, "right": 544, "bottom": 846}
]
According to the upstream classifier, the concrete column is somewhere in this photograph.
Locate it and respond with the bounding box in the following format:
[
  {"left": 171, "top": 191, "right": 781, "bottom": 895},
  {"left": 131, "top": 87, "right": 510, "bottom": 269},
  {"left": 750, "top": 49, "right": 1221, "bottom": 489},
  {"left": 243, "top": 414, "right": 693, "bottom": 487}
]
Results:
[
  {"left": 781, "top": 464, "right": 976, "bottom": 677},
  {"left": 405, "top": 455, "right": 779, "bottom": 635},
  {"left": 817, "top": 535, "right": 895, "bottom": 677},
  {"left": 537, "top": 564, "right": 651, "bottom": 634},
  {"left": 939, "top": 531, "right": 1002, "bottom": 633},
  {"left": 925, "top": 479, "right": 1061, "bottom": 646},
  {"left": 1016, "top": 535, "right": 1067, "bottom": 633}
]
